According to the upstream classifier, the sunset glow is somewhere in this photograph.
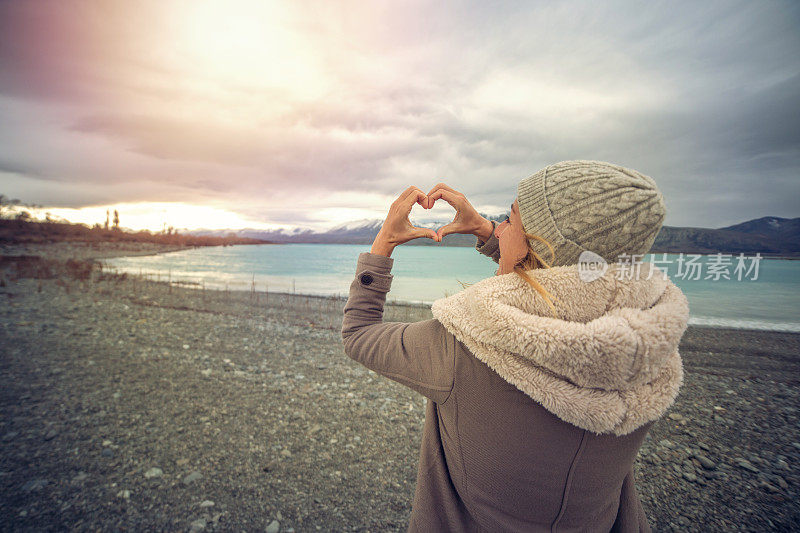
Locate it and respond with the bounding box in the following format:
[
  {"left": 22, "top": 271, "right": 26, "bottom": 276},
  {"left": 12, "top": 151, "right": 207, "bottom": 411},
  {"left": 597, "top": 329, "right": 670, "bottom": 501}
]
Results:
[
  {"left": 173, "top": 0, "right": 329, "bottom": 99},
  {"left": 39, "top": 203, "right": 285, "bottom": 232}
]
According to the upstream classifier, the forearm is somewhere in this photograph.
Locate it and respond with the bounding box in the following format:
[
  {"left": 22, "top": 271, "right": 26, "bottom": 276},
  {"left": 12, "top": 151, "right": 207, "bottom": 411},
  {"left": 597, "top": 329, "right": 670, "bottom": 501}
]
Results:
[
  {"left": 340, "top": 252, "right": 455, "bottom": 402},
  {"left": 341, "top": 252, "right": 394, "bottom": 340}
]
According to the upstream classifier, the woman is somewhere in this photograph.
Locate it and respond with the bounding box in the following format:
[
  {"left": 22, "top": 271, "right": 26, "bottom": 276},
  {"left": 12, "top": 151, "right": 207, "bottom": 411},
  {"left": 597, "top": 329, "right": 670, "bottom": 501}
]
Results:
[{"left": 341, "top": 160, "right": 689, "bottom": 532}]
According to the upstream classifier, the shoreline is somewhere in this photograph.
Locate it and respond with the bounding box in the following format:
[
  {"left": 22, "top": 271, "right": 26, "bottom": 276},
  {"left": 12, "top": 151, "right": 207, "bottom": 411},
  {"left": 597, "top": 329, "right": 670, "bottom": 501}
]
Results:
[
  {"left": 4, "top": 240, "right": 798, "bottom": 332},
  {"left": 102, "top": 245, "right": 800, "bottom": 334}
]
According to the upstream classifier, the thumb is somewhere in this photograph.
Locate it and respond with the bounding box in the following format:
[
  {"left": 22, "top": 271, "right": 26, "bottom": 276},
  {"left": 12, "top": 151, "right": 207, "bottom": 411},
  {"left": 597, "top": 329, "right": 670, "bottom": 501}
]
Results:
[
  {"left": 436, "top": 223, "right": 457, "bottom": 241},
  {"left": 413, "top": 226, "right": 437, "bottom": 240}
]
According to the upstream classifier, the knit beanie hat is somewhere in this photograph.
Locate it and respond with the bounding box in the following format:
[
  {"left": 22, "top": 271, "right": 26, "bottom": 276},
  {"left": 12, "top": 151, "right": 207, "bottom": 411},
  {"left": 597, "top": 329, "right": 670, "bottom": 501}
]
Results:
[{"left": 517, "top": 160, "right": 665, "bottom": 267}]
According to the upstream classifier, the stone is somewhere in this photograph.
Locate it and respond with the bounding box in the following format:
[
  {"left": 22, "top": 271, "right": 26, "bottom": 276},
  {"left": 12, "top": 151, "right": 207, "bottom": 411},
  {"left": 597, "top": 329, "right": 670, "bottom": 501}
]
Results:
[
  {"left": 44, "top": 429, "right": 58, "bottom": 441},
  {"left": 144, "top": 467, "right": 163, "bottom": 478},
  {"left": 682, "top": 472, "right": 697, "bottom": 482},
  {"left": 189, "top": 518, "right": 206, "bottom": 532},
  {"left": 101, "top": 448, "right": 114, "bottom": 458},
  {"left": 72, "top": 472, "right": 88, "bottom": 483},
  {"left": 736, "top": 459, "right": 759, "bottom": 474},
  {"left": 759, "top": 481, "right": 780, "bottom": 493},
  {"left": 183, "top": 471, "right": 203, "bottom": 485},
  {"left": 266, "top": 519, "right": 281, "bottom": 533},
  {"left": 668, "top": 413, "right": 684, "bottom": 421},
  {"left": 2, "top": 431, "right": 19, "bottom": 441},
  {"left": 694, "top": 454, "right": 716, "bottom": 470},
  {"left": 21, "top": 479, "right": 48, "bottom": 492},
  {"left": 775, "top": 476, "right": 788, "bottom": 490},
  {"left": 199, "top": 500, "right": 215, "bottom": 508},
  {"left": 658, "top": 439, "right": 674, "bottom": 449},
  {"left": 116, "top": 489, "right": 130, "bottom": 499}
]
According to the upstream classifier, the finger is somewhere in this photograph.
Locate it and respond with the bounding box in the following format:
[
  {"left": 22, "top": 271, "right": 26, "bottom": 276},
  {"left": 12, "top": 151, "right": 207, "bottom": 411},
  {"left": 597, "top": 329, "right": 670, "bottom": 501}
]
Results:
[
  {"left": 399, "top": 185, "right": 425, "bottom": 202},
  {"left": 425, "top": 183, "right": 461, "bottom": 209},
  {"left": 425, "top": 182, "right": 461, "bottom": 198},
  {"left": 411, "top": 226, "right": 437, "bottom": 241},
  {"left": 400, "top": 189, "right": 427, "bottom": 213},
  {"left": 436, "top": 222, "right": 460, "bottom": 240},
  {"left": 428, "top": 189, "right": 463, "bottom": 210},
  {"left": 426, "top": 183, "right": 455, "bottom": 208},
  {"left": 393, "top": 186, "right": 423, "bottom": 207}
]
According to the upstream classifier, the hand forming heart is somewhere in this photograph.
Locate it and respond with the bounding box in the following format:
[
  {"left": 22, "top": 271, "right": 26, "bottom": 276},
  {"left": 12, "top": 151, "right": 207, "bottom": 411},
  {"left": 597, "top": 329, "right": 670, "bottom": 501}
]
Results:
[{"left": 370, "top": 184, "right": 494, "bottom": 257}]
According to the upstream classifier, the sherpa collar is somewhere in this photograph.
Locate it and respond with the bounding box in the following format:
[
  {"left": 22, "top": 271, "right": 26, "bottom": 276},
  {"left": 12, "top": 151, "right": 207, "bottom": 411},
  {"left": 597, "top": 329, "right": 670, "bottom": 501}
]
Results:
[{"left": 431, "top": 264, "right": 689, "bottom": 436}]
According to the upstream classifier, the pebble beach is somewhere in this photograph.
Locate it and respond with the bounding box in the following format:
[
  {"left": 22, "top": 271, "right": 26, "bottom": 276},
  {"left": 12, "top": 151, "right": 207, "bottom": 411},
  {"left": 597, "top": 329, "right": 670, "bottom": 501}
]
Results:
[{"left": 1, "top": 243, "right": 799, "bottom": 532}]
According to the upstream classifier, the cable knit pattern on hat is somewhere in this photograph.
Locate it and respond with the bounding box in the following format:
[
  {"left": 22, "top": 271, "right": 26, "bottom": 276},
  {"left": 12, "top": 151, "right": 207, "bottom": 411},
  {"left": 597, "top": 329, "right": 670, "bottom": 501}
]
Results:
[
  {"left": 431, "top": 264, "right": 689, "bottom": 436},
  {"left": 517, "top": 160, "right": 666, "bottom": 267}
]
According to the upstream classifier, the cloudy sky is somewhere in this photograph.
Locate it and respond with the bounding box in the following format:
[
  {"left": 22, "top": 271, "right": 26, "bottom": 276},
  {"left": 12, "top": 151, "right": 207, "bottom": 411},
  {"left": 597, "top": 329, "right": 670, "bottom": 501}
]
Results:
[{"left": 0, "top": 0, "right": 798, "bottom": 231}]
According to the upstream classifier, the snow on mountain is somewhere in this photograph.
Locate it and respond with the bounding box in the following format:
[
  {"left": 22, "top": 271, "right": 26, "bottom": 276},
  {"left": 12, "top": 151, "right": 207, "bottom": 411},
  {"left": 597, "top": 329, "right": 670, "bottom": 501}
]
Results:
[
  {"left": 328, "top": 219, "right": 383, "bottom": 232},
  {"left": 184, "top": 212, "right": 508, "bottom": 245}
]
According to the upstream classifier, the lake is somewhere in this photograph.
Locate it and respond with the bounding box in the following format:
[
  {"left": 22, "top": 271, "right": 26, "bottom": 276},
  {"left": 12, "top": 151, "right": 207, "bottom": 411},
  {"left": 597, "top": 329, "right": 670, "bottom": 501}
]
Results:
[{"left": 106, "top": 243, "right": 800, "bottom": 332}]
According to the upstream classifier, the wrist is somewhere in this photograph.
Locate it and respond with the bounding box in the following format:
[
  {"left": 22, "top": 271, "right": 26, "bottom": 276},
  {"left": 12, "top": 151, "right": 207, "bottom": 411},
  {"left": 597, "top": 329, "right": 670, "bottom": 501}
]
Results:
[
  {"left": 371, "top": 234, "right": 395, "bottom": 257},
  {"left": 474, "top": 218, "right": 494, "bottom": 241}
]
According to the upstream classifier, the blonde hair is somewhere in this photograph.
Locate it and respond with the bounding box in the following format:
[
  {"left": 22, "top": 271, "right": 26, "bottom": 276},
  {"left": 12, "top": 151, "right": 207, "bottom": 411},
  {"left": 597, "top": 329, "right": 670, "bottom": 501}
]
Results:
[
  {"left": 513, "top": 232, "right": 558, "bottom": 316},
  {"left": 455, "top": 230, "right": 558, "bottom": 316}
]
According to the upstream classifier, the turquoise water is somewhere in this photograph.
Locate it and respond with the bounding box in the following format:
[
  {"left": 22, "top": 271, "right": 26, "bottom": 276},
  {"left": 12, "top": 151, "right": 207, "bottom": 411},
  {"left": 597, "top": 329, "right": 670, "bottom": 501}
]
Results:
[{"left": 106, "top": 244, "right": 800, "bottom": 332}]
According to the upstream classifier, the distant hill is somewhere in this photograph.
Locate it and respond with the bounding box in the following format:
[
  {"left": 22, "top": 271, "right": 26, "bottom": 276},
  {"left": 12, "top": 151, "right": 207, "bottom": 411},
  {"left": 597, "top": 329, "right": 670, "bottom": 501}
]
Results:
[
  {"left": 0, "top": 219, "right": 272, "bottom": 247},
  {"left": 719, "top": 216, "right": 800, "bottom": 246},
  {"left": 187, "top": 215, "right": 800, "bottom": 256},
  {"left": 652, "top": 217, "right": 800, "bottom": 255}
]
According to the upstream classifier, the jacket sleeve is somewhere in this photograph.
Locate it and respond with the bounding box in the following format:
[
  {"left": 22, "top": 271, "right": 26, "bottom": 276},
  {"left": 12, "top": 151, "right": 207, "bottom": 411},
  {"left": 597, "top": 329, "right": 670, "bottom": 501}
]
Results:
[
  {"left": 476, "top": 220, "right": 501, "bottom": 264},
  {"left": 341, "top": 252, "right": 455, "bottom": 404}
]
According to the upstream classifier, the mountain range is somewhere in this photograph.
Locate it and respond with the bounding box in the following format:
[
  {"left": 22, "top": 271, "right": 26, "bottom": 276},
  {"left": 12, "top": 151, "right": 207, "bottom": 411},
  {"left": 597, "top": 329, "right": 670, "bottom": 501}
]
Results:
[{"left": 188, "top": 215, "right": 800, "bottom": 256}]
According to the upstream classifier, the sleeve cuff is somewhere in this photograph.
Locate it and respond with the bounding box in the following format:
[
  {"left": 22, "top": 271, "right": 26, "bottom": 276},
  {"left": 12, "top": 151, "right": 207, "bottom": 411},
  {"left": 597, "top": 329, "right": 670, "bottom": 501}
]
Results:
[
  {"left": 355, "top": 252, "right": 394, "bottom": 293},
  {"left": 475, "top": 220, "right": 500, "bottom": 256}
]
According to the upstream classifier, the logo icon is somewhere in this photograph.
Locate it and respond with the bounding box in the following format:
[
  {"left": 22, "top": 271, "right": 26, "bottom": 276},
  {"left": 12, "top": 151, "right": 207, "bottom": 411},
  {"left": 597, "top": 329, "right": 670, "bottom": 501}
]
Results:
[{"left": 578, "top": 250, "right": 608, "bottom": 282}]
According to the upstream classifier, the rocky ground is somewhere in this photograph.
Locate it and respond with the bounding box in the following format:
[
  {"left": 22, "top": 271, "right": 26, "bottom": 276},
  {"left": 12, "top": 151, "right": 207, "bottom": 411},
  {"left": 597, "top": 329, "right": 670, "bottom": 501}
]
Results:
[{"left": 0, "top": 244, "right": 798, "bottom": 532}]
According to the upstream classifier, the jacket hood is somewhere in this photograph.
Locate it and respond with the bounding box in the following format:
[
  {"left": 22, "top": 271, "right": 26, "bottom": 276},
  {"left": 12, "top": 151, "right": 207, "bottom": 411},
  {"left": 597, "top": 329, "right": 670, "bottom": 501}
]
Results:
[{"left": 431, "top": 264, "right": 689, "bottom": 435}]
